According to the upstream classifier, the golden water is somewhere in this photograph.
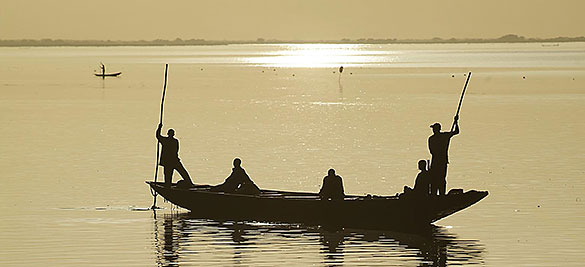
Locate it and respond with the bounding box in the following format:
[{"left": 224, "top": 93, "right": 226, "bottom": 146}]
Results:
[{"left": 1, "top": 43, "right": 584, "bottom": 266}]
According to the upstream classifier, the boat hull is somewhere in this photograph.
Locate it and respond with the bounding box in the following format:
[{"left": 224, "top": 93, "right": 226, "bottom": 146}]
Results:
[
  {"left": 147, "top": 182, "right": 487, "bottom": 230},
  {"left": 94, "top": 72, "right": 122, "bottom": 77}
]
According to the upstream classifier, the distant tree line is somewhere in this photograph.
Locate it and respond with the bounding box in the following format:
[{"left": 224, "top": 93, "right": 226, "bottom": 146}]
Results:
[
  {"left": 1, "top": 35, "right": 584, "bottom": 47},
  {"left": 339, "top": 34, "right": 585, "bottom": 44}
]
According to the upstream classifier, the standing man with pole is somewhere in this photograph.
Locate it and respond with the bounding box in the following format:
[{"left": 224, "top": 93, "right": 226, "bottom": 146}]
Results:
[
  {"left": 428, "top": 116, "right": 459, "bottom": 196},
  {"left": 151, "top": 64, "right": 169, "bottom": 209},
  {"left": 156, "top": 124, "right": 193, "bottom": 188},
  {"left": 153, "top": 64, "right": 193, "bottom": 188},
  {"left": 428, "top": 72, "right": 471, "bottom": 196},
  {"left": 150, "top": 64, "right": 194, "bottom": 209}
]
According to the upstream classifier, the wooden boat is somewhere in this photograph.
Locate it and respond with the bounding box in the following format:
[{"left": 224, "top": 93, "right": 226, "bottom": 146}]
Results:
[
  {"left": 94, "top": 72, "right": 122, "bottom": 77},
  {"left": 147, "top": 181, "right": 488, "bottom": 230}
]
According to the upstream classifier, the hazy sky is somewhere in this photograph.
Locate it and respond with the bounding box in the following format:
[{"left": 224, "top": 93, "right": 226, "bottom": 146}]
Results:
[{"left": 1, "top": 0, "right": 584, "bottom": 40}]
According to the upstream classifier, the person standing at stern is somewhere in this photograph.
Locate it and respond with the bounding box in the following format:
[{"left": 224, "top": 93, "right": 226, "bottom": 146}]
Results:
[{"left": 428, "top": 115, "right": 459, "bottom": 195}]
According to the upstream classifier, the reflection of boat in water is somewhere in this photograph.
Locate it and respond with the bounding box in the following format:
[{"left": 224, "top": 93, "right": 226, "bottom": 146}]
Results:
[
  {"left": 148, "top": 182, "right": 487, "bottom": 230},
  {"left": 94, "top": 72, "right": 122, "bottom": 77},
  {"left": 153, "top": 212, "right": 485, "bottom": 266}
]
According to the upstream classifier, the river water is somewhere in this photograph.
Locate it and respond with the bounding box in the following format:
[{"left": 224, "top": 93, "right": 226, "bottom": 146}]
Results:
[{"left": 1, "top": 43, "right": 584, "bottom": 266}]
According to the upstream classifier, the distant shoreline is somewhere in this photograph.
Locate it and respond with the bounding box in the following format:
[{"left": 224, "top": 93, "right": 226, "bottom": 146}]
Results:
[{"left": 1, "top": 35, "right": 584, "bottom": 47}]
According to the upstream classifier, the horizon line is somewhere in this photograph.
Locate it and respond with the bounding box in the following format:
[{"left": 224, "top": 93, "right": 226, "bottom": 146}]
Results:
[{"left": 1, "top": 34, "right": 585, "bottom": 47}]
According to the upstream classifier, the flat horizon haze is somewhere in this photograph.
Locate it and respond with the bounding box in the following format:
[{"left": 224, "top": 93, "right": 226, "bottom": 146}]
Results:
[{"left": 1, "top": 0, "right": 584, "bottom": 41}]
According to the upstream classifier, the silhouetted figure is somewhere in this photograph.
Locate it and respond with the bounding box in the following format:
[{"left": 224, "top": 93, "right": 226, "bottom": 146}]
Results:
[
  {"left": 212, "top": 158, "right": 261, "bottom": 195},
  {"left": 413, "top": 160, "right": 431, "bottom": 196},
  {"left": 156, "top": 123, "right": 193, "bottom": 187},
  {"left": 428, "top": 115, "right": 459, "bottom": 195},
  {"left": 402, "top": 160, "right": 431, "bottom": 197},
  {"left": 319, "top": 169, "right": 345, "bottom": 200}
]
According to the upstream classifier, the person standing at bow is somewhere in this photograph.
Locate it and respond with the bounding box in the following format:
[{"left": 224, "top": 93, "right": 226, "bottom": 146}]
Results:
[{"left": 156, "top": 123, "right": 193, "bottom": 187}]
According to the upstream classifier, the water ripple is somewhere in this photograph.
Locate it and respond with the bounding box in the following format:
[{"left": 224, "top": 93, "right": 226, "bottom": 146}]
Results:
[{"left": 152, "top": 212, "right": 485, "bottom": 266}]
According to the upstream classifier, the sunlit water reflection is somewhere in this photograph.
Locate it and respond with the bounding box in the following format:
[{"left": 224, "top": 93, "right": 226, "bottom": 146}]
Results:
[
  {"left": 153, "top": 212, "right": 484, "bottom": 266},
  {"left": 1, "top": 43, "right": 584, "bottom": 266}
]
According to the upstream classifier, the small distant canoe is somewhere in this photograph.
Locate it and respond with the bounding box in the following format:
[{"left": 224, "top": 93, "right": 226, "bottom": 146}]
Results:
[
  {"left": 147, "top": 181, "right": 488, "bottom": 230},
  {"left": 94, "top": 72, "right": 122, "bottom": 77}
]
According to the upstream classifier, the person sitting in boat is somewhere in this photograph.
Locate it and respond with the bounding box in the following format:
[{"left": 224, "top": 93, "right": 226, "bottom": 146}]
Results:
[
  {"left": 319, "top": 169, "right": 345, "bottom": 200},
  {"left": 428, "top": 115, "right": 459, "bottom": 195},
  {"left": 156, "top": 123, "right": 194, "bottom": 187},
  {"left": 212, "top": 158, "right": 261, "bottom": 195},
  {"left": 413, "top": 160, "right": 431, "bottom": 196}
]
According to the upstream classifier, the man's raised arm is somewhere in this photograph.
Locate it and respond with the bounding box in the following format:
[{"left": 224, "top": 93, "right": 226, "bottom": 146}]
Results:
[
  {"left": 156, "top": 123, "right": 163, "bottom": 141},
  {"left": 451, "top": 115, "right": 460, "bottom": 136}
]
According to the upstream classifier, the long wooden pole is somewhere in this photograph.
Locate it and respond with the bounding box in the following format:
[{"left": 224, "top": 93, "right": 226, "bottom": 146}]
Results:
[
  {"left": 159, "top": 64, "right": 169, "bottom": 125},
  {"left": 451, "top": 72, "right": 471, "bottom": 131},
  {"left": 151, "top": 64, "right": 169, "bottom": 209}
]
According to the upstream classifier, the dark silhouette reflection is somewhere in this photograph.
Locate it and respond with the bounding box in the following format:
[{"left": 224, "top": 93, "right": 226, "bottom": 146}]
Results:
[
  {"left": 153, "top": 211, "right": 178, "bottom": 267},
  {"left": 316, "top": 226, "right": 485, "bottom": 267},
  {"left": 153, "top": 212, "right": 485, "bottom": 266},
  {"left": 162, "top": 214, "right": 179, "bottom": 266},
  {"left": 319, "top": 229, "right": 345, "bottom": 264}
]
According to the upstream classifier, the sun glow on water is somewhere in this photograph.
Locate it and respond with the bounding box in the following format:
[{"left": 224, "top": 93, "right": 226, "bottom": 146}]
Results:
[{"left": 243, "top": 44, "right": 399, "bottom": 68}]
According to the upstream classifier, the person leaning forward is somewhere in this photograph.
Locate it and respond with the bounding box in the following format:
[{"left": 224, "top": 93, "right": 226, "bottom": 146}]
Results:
[
  {"left": 212, "top": 158, "right": 261, "bottom": 195},
  {"left": 428, "top": 115, "right": 459, "bottom": 195},
  {"left": 156, "top": 123, "right": 193, "bottom": 187},
  {"left": 319, "top": 169, "right": 345, "bottom": 200}
]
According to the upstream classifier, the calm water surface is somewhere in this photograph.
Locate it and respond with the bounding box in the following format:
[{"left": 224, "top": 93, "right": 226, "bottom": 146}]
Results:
[{"left": 0, "top": 43, "right": 584, "bottom": 266}]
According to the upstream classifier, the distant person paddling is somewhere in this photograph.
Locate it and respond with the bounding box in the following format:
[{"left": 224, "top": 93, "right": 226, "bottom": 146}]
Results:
[
  {"left": 428, "top": 115, "right": 459, "bottom": 195},
  {"left": 156, "top": 123, "right": 193, "bottom": 187}
]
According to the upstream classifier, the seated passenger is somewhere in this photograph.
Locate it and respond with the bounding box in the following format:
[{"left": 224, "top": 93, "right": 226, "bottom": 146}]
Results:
[
  {"left": 212, "top": 158, "right": 261, "bottom": 195},
  {"left": 413, "top": 160, "right": 431, "bottom": 196},
  {"left": 319, "top": 169, "right": 345, "bottom": 200}
]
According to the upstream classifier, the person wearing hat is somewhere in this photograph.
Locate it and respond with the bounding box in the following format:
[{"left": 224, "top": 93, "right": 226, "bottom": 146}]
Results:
[
  {"left": 156, "top": 123, "right": 193, "bottom": 187},
  {"left": 428, "top": 115, "right": 459, "bottom": 195}
]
